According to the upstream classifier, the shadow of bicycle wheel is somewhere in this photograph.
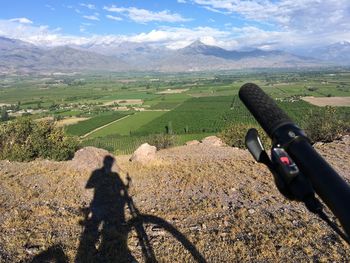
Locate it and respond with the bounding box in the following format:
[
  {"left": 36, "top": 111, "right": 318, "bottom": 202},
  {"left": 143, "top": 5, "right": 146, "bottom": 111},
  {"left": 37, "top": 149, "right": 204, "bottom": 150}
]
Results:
[{"left": 127, "top": 214, "right": 207, "bottom": 263}]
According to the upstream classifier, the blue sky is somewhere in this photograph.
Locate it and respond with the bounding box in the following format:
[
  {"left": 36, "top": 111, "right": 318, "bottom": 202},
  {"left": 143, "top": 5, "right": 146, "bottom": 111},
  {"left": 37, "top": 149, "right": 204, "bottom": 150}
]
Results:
[{"left": 0, "top": 0, "right": 349, "bottom": 51}]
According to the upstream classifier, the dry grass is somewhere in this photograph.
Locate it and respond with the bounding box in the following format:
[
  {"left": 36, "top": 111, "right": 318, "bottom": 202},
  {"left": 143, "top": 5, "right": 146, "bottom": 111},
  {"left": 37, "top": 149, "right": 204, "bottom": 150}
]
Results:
[
  {"left": 56, "top": 117, "right": 90, "bottom": 127},
  {"left": 156, "top": 89, "right": 189, "bottom": 94},
  {"left": 0, "top": 138, "right": 349, "bottom": 262},
  {"left": 302, "top": 96, "right": 350, "bottom": 107}
]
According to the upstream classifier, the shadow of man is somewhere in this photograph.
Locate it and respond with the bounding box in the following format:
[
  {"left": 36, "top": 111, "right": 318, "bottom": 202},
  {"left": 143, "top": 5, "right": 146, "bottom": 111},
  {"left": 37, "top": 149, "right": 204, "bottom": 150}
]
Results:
[{"left": 75, "top": 155, "right": 135, "bottom": 263}]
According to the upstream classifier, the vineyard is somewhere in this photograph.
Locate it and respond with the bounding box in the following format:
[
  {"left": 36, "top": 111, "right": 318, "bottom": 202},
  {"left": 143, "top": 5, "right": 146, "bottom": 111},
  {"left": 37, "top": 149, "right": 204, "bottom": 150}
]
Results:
[
  {"left": 87, "top": 111, "right": 167, "bottom": 137},
  {"left": 135, "top": 96, "right": 234, "bottom": 135},
  {"left": 81, "top": 96, "right": 340, "bottom": 154},
  {"left": 65, "top": 112, "right": 129, "bottom": 136},
  {"left": 135, "top": 95, "right": 326, "bottom": 135}
]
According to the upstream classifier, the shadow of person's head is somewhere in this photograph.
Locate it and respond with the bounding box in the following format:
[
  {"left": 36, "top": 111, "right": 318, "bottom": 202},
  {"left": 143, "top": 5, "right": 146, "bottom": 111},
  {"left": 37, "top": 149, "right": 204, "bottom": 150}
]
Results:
[{"left": 103, "top": 155, "right": 115, "bottom": 174}]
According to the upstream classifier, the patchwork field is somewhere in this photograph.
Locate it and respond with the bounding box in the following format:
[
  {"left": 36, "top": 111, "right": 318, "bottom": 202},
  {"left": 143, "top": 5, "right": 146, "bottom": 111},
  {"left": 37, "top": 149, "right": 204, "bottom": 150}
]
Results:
[{"left": 1, "top": 70, "right": 350, "bottom": 154}]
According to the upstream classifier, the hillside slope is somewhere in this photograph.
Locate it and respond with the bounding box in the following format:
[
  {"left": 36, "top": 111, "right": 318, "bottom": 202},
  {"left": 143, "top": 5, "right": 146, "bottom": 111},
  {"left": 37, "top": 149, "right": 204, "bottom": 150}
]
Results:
[
  {"left": 0, "top": 37, "right": 129, "bottom": 73},
  {"left": 0, "top": 137, "right": 349, "bottom": 262}
]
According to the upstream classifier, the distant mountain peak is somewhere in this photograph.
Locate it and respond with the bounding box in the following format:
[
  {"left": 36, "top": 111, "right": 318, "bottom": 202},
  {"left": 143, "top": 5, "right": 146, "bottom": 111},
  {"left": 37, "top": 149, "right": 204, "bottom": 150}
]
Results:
[
  {"left": 181, "top": 40, "right": 226, "bottom": 55},
  {"left": 188, "top": 40, "right": 207, "bottom": 47}
]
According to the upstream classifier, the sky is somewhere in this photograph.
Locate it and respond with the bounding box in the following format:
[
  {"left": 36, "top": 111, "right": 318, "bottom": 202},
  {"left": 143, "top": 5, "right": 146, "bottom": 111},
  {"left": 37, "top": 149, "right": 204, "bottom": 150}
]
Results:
[{"left": 0, "top": 0, "right": 349, "bottom": 51}]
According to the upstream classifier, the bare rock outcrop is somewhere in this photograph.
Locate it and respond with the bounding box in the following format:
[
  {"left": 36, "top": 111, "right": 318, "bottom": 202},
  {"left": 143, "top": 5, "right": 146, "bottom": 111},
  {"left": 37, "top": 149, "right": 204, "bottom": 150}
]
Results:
[
  {"left": 185, "top": 140, "right": 200, "bottom": 146},
  {"left": 201, "top": 136, "right": 225, "bottom": 147},
  {"left": 129, "top": 143, "right": 157, "bottom": 164},
  {"left": 70, "top": 146, "right": 120, "bottom": 173}
]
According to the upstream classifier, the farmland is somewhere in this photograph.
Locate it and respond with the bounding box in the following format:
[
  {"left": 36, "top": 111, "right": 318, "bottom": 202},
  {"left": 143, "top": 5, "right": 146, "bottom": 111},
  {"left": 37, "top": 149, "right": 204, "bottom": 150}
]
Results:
[
  {"left": 65, "top": 112, "right": 129, "bottom": 136},
  {"left": 87, "top": 111, "right": 167, "bottom": 137},
  {"left": 1, "top": 69, "right": 350, "bottom": 154}
]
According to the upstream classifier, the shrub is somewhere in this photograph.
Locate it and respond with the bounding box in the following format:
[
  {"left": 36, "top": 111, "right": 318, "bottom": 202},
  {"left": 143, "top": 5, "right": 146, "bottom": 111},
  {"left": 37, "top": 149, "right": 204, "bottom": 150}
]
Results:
[
  {"left": 147, "top": 133, "right": 176, "bottom": 150},
  {"left": 1, "top": 108, "right": 9, "bottom": 121},
  {"left": 0, "top": 117, "right": 79, "bottom": 161},
  {"left": 218, "top": 123, "right": 271, "bottom": 149},
  {"left": 304, "top": 106, "right": 349, "bottom": 143}
]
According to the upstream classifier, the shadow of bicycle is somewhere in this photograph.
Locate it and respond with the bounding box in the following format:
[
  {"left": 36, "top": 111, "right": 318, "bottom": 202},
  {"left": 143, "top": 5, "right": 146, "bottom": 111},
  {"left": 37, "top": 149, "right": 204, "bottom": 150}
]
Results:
[{"left": 74, "top": 155, "right": 206, "bottom": 263}]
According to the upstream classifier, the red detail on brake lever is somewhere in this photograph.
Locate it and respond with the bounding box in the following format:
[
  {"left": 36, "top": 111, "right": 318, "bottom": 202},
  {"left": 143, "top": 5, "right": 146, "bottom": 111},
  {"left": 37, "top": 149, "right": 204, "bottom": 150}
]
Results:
[{"left": 280, "top": 156, "right": 290, "bottom": 165}]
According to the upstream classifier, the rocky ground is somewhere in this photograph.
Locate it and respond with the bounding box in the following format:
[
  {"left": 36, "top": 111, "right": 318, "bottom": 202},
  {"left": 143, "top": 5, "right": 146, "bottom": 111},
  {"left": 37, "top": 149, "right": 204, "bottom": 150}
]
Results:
[{"left": 0, "top": 136, "right": 349, "bottom": 262}]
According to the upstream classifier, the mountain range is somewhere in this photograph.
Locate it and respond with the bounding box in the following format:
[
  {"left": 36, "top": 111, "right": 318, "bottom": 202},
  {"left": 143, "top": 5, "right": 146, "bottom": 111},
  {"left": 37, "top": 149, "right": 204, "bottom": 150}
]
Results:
[
  {"left": 1, "top": 36, "right": 348, "bottom": 74},
  {"left": 304, "top": 41, "right": 350, "bottom": 64}
]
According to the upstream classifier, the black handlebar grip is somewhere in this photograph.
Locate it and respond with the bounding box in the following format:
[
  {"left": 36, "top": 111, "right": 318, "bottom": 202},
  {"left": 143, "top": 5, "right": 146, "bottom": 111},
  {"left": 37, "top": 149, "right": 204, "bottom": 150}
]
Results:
[{"left": 239, "top": 83, "right": 294, "bottom": 137}]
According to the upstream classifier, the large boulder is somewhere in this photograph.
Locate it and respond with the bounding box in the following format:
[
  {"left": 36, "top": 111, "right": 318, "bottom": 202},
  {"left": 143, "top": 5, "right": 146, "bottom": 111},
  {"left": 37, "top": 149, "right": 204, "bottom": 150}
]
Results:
[
  {"left": 185, "top": 140, "right": 200, "bottom": 146},
  {"left": 201, "top": 136, "right": 225, "bottom": 147},
  {"left": 70, "top": 147, "right": 120, "bottom": 173},
  {"left": 129, "top": 143, "right": 157, "bottom": 164}
]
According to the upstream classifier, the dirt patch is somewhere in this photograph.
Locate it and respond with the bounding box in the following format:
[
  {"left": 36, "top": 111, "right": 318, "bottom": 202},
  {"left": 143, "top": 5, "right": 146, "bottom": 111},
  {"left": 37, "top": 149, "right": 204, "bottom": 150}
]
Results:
[
  {"left": 189, "top": 92, "right": 216, "bottom": 98},
  {"left": 112, "top": 106, "right": 129, "bottom": 111},
  {"left": 56, "top": 117, "right": 90, "bottom": 127},
  {"left": 157, "top": 88, "right": 189, "bottom": 94},
  {"left": 302, "top": 96, "right": 350, "bottom": 107},
  {"left": 116, "top": 79, "right": 137, "bottom": 83}
]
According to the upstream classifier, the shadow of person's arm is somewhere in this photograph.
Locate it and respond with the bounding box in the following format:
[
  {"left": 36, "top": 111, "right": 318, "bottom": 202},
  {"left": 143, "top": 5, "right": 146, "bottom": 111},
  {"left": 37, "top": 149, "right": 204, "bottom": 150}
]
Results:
[
  {"left": 125, "top": 173, "right": 132, "bottom": 190},
  {"left": 86, "top": 170, "right": 99, "bottom": 189}
]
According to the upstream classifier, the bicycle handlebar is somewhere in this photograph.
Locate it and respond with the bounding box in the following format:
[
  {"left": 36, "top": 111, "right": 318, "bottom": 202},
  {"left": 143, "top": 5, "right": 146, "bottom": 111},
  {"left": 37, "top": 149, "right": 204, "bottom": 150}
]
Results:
[
  {"left": 239, "top": 83, "right": 294, "bottom": 137},
  {"left": 239, "top": 83, "right": 350, "bottom": 238}
]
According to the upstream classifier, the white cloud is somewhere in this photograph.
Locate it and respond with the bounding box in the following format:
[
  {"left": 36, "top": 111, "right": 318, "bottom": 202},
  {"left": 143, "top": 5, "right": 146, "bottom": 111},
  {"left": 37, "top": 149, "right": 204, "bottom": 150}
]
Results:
[
  {"left": 0, "top": 19, "right": 230, "bottom": 49},
  {"left": 45, "top": 4, "right": 55, "bottom": 11},
  {"left": 9, "top": 17, "right": 33, "bottom": 24},
  {"left": 103, "top": 5, "right": 191, "bottom": 23},
  {"left": 106, "top": 15, "right": 123, "bottom": 21},
  {"left": 177, "top": 0, "right": 187, "bottom": 3},
  {"left": 80, "top": 3, "right": 95, "bottom": 10},
  {"left": 83, "top": 15, "right": 100, "bottom": 21},
  {"left": 79, "top": 22, "right": 93, "bottom": 33},
  {"left": 126, "top": 26, "right": 232, "bottom": 49},
  {"left": 191, "top": 0, "right": 350, "bottom": 50},
  {"left": 193, "top": 0, "right": 350, "bottom": 33},
  {"left": 1, "top": 13, "right": 349, "bottom": 53},
  {"left": 80, "top": 26, "right": 86, "bottom": 33}
]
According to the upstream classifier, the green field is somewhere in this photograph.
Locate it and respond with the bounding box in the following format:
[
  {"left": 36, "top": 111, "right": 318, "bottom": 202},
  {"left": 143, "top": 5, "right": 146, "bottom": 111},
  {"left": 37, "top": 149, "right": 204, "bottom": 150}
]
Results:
[
  {"left": 66, "top": 112, "right": 128, "bottom": 136},
  {"left": 88, "top": 111, "right": 167, "bottom": 137},
  {"left": 135, "top": 96, "right": 234, "bottom": 134}
]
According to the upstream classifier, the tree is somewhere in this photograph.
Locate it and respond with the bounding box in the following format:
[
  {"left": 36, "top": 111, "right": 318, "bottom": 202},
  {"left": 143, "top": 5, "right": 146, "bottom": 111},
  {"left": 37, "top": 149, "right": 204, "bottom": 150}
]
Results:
[
  {"left": 0, "top": 117, "right": 79, "bottom": 161},
  {"left": 166, "top": 121, "right": 173, "bottom": 135},
  {"left": 1, "top": 108, "right": 9, "bottom": 121}
]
